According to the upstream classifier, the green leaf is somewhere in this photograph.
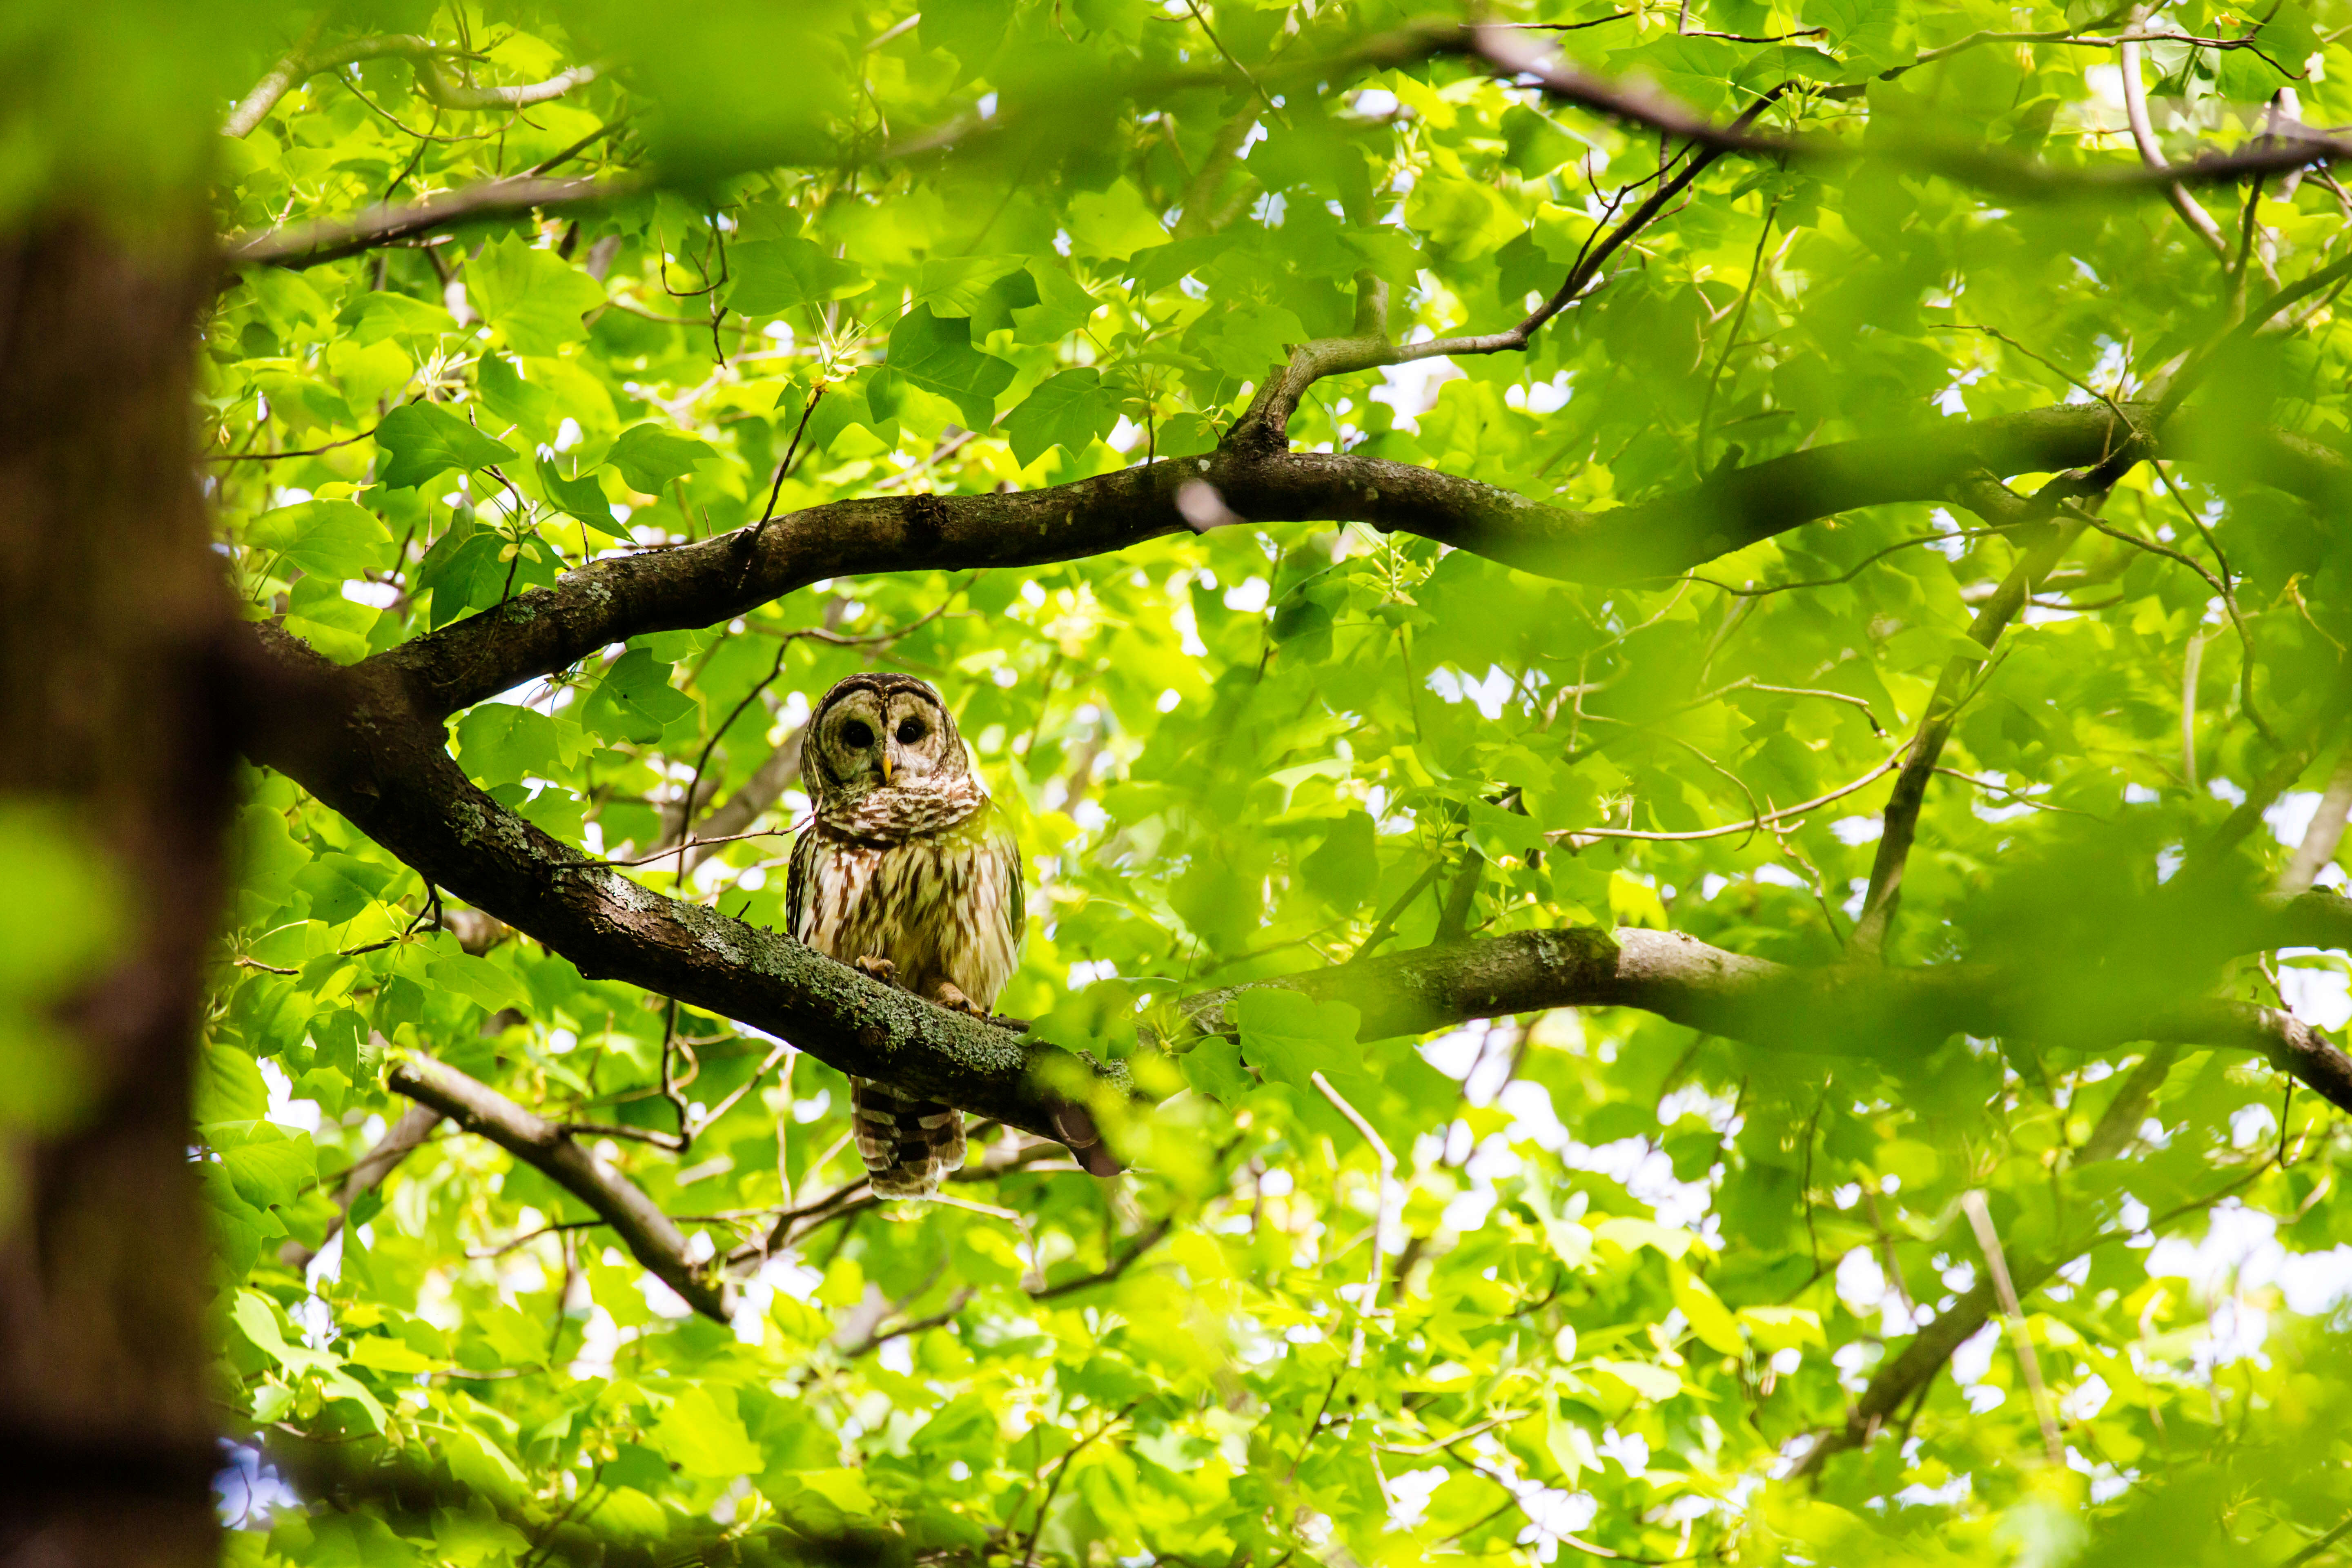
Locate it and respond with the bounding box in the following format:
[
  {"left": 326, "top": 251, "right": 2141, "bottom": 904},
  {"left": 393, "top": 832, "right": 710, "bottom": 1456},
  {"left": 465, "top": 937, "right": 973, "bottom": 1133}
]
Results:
[
  {"left": 374, "top": 402, "right": 516, "bottom": 490},
  {"left": 1739, "top": 1306, "right": 1826, "bottom": 1351},
  {"left": 652, "top": 1386, "right": 764, "bottom": 1477},
  {"left": 246, "top": 499, "right": 391, "bottom": 581},
  {"left": 1669, "top": 1260, "right": 1747, "bottom": 1356},
  {"left": 1064, "top": 180, "right": 1169, "bottom": 259},
  {"left": 197, "top": 1042, "right": 269, "bottom": 1124},
  {"left": 1011, "top": 263, "right": 1100, "bottom": 344},
  {"left": 219, "top": 1130, "right": 316, "bottom": 1210},
  {"left": 537, "top": 456, "right": 612, "bottom": 526},
  {"left": 1178, "top": 1035, "right": 1254, "bottom": 1104},
  {"left": 455, "top": 702, "right": 564, "bottom": 782},
  {"left": 475, "top": 354, "right": 560, "bottom": 439},
  {"left": 336, "top": 290, "right": 460, "bottom": 345},
  {"left": 344, "top": 1334, "right": 436, "bottom": 1374},
  {"left": 724, "top": 237, "right": 870, "bottom": 316},
  {"left": 428, "top": 953, "right": 530, "bottom": 1015},
  {"left": 466, "top": 234, "right": 607, "bottom": 356},
  {"left": 913, "top": 254, "right": 1028, "bottom": 318},
  {"left": 1808, "top": 0, "right": 1914, "bottom": 74},
  {"left": 1196, "top": 303, "right": 1306, "bottom": 379},
  {"left": 231, "top": 1290, "right": 335, "bottom": 1373},
  {"left": 1301, "top": 811, "right": 1378, "bottom": 913},
  {"left": 413, "top": 514, "right": 508, "bottom": 628},
  {"left": 296, "top": 852, "right": 390, "bottom": 926},
  {"left": 1002, "top": 368, "right": 1117, "bottom": 467},
  {"left": 1592, "top": 1359, "right": 1685, "bottom": 1404},
  {"left": 1234, "top": 989, "right": 1361, "bottom": 1086},
  {"left": 581, "top": 646, "right": 698, "bottom": 744},
  {"left": 605, "top": 423, "right": 719, "bottom": 494},
  {"left": 884, "top": 305, "right": 1016, "bottom": 431}
]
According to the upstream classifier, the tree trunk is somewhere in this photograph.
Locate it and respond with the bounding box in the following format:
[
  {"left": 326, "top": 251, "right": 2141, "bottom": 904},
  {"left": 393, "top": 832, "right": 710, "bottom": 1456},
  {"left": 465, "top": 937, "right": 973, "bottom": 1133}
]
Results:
[{"left": 0, "top": 218, "right": 230, "bottom": 1566}]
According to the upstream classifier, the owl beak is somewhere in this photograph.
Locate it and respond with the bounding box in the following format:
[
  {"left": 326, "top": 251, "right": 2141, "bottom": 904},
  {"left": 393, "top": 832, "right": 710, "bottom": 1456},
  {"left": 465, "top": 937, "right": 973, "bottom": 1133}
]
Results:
[{"left": 880, "top": 749, "right": 894, "bottom": 784}]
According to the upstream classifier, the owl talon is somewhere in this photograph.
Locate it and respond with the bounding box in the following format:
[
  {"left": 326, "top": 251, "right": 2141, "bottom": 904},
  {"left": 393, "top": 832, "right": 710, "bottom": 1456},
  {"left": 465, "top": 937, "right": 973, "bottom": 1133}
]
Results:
[
  {"left": 931, "top": 982, "right": 989, "bottom": 1017},
  {"left": 856, "top": 955, "right": 900, "bottom": 987}
]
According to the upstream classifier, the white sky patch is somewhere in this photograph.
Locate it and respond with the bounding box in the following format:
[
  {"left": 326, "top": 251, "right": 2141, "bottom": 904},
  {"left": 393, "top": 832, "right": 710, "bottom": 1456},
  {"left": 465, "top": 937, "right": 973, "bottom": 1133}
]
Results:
[
  {"left": 1426, "top": 664, "right": 1518, "bottom": 720},
  {"left": 1223, "top": 576, "right": 1270, "bottom": 613},
  {"left": 1372, "top": 355, "right": 1463, "bottom": 433}
]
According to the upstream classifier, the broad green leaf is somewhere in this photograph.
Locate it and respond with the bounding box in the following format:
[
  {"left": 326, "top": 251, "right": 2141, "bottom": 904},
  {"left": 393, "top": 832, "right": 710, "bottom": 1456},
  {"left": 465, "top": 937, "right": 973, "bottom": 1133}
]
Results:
[
  {"left": 456, "top": 702, "right": 564, "bottom": 782},
  {"left": 246, "top": 500, "right": 391, "bottom": 581},
  {"left": 1065, "top": 181, "right": 1169, "bottom": 259},
  {"left": 581, "top": 647, "right": 698, "bottom": 744},
  {"left": 197, "top": 1042, "right": 269, "bottom": 1125},
  {"left": 1233, "top": 989, "right": 1361, "bottom": 1086},
  {"left": 374, "top": 402, "right": 516, "bottom": 490},
  {"left": 724, "top": 237, "right": 870, "bottom": 316},
  {"left": 605, "top": 423, "right": 719, "bottom": 494},
  {"left": 475, "top": 355, "right": 560, "bottom": 438},
  {"left": 219, "top": 1130, "right": 315, "bottom": 1210},
  {"left": 1002, "top": 368, "right": 1117, "bottom": 467},
  {"left": 536, "top": 455, "right": 613, "bottom": 526},
  {"left": 913, "top": 254, "right": 1028, "bottom": 317},
  {"left": 1011, "top": 264, "right": 1099, "bottom": 343},
  {"left": 884, "top": 305, "right": 1016, "bottom": 431},
  {"left": 467, "top": 234, "right": 606, "bottom": 355},
  {"left": 427, "top": 953, "right": 530, "bottom": 1014},
  {"left": 1670, "top": 1260, "right": 1747, "bottom": 1356},
  {"left": 652, "top": 1386, "right": 764, "bottom": 1477}
]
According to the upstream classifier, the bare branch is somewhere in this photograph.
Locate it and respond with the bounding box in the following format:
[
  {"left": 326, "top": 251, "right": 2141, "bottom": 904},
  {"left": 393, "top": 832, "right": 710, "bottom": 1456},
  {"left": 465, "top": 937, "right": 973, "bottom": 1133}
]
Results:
[
  {"left": 1851, "top": 499, "right": 2099, "bottom": 957},
  {"left": 2117, "top": 26, "right": 2234, "bottom": 260},
  {"left": 225, "top": 172, "right": 648, "bottom": 271},
  {"left": 224, "top": 31, "right": 601, "bottom": 138},
  {"left": 1461, "top": 23, "right": 2352, "bottom": 197},
  {"left": 2279, "top": 749, "right": 2352, "bottom": 896},
  {"left": 223, "top": 17, "right": 328, "bottom": 138},
  {"left": 277, "top": 1101, "right": 442, "bottom": 1270},
  {"left": 386, "top": 1055, "right": 734, "bottom": 1321},
  {"left": 317, "top": 401, "right": 2348, "bottom": 731}
]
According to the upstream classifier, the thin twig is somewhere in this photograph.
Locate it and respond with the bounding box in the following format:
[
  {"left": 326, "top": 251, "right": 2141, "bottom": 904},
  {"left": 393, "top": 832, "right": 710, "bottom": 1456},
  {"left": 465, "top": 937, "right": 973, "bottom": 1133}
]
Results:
[
  {"left": 1552, "top": 744, "right": 1909, "bottom": 845},
  {"left": 1962, "top": 1191, "right": 2065, "bottom": 1465},
  {"left": 1311, "top": 1071, "right": 1398, "bottom": 1369}
]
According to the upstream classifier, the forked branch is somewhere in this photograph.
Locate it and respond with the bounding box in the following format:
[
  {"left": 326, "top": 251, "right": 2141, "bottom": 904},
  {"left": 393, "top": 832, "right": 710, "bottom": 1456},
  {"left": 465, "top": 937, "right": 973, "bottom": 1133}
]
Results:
[{"left": 388, "top": 1055, "right": 733, "bottom": 1321}]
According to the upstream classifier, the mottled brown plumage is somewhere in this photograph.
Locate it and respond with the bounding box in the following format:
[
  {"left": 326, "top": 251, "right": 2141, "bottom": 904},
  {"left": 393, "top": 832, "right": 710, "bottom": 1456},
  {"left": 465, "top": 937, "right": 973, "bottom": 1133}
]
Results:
[{"left": 786, "top": 673, "right": 1023, "bottom": 1198}]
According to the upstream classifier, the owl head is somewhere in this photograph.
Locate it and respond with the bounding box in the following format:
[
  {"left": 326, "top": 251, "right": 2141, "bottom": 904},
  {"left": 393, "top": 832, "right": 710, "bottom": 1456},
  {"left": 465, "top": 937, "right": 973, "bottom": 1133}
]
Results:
[{"left": 804, "top": 672, "right": 970, "bottom": 808}]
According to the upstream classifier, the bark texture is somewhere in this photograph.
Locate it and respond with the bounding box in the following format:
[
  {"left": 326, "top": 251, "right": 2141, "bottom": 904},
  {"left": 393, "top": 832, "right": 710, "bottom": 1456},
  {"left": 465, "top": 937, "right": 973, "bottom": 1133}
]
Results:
[{"left": 0, "top": 218, "right": 230, "bottom": 1566}]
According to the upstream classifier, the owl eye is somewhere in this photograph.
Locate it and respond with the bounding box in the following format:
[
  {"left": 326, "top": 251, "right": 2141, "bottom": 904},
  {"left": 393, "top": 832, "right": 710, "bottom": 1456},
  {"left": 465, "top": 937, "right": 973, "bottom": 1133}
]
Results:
[
  {"left": 840, "top": 719, "right": 875, "bottom": 749},
  {"left": 896, "top": 717, "right": 927, "bottom": 744}
]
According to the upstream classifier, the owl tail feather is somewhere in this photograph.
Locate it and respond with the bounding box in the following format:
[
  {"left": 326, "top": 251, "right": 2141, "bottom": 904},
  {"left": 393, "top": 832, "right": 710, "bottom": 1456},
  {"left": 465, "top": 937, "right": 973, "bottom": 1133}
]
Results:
[{"left": 850, "top": 1077, "right": 966, "bottom": 1199}]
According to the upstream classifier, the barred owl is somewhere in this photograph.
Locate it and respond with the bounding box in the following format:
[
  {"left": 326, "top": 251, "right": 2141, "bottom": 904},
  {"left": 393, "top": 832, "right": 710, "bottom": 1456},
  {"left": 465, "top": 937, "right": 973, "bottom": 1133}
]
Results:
[{"left": 785, "top": 673, "right": 1024, "bottom": 1198}]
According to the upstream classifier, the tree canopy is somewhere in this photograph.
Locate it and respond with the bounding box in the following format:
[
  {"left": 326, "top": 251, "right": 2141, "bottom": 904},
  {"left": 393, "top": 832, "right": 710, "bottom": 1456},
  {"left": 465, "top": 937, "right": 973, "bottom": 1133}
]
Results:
[{"left": 12, "top": 0, "right": 2352, "bottom": 1563}]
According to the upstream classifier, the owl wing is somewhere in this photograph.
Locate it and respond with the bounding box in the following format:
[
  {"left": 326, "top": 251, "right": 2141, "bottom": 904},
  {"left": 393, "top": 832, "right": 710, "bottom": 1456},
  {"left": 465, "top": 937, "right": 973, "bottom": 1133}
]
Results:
[
  {"left": 991, "top": 807, "right": 1025, "bottom": 951},
  {"left": 784, "top": 823, "right": 821, "bottom": 944}
]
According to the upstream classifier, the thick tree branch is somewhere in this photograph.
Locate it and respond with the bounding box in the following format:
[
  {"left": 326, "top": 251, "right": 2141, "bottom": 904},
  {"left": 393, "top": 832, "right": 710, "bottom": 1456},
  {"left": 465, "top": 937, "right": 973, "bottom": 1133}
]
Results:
[
  {"left": 225, "top": 173, "right": 648, "bottom": 270},
  {"left": 1177, "top": 926, "right": 2352, "bottom": 1110},
  {"left": 336, "top": 401, "right": 2350, "bottom": 726}
]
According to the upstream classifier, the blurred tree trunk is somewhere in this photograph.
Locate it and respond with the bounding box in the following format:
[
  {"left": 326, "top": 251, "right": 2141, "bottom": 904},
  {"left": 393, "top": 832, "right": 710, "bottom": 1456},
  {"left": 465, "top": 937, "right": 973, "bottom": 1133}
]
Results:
[{"left": 0, "top": 218, "right": 230, "bottom": 1566}]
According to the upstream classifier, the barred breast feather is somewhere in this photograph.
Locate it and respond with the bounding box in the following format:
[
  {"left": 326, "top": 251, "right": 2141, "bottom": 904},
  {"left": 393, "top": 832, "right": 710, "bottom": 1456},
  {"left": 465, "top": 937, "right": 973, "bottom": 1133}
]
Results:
[{"left": 786, "top": 798, "right": 1024, "bottom": 1197}]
